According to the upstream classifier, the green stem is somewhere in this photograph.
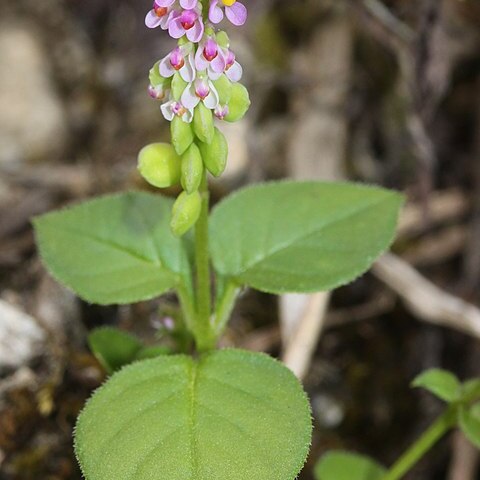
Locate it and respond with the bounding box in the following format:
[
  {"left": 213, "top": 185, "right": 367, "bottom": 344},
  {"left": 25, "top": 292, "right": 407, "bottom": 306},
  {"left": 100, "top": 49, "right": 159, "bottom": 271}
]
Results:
[
  {"left": 381, "top": 406, "right": 457, "bottom": 480},
  {"left": 201, "top": 0, "right": 210, "bottom": 20},
  {"left": 214, "top": 281, "right": 240, "bottom": 335},
  {"left": 194, "top": 172, "right": 214, "bottom": 352},
  {"left": 177, "top": 283, "right": 196, "bottom": 333}
]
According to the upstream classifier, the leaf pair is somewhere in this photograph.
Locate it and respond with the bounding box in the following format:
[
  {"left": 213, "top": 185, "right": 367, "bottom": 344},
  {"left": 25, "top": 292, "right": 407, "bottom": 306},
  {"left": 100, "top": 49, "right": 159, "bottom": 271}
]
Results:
[{"left": 34, "top": 182, "right": 403, "bottom": 306}]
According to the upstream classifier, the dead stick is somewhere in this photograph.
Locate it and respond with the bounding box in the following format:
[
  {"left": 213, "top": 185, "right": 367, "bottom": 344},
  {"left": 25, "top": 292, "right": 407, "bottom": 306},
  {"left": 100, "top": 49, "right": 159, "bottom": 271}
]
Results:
[{"left": 373, "top": 253, "right": 480, "bottom": 338}]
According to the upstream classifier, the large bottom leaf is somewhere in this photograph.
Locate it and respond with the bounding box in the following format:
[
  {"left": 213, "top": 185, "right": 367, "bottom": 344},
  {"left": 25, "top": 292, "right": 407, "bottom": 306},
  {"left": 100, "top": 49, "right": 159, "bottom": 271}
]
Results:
[{"left": 75, "top": 349, "right": 312, "bottom": 480}]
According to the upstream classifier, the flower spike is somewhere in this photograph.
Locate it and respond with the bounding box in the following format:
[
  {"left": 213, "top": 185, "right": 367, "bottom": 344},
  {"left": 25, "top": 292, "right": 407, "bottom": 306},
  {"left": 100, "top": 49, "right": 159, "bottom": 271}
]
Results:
[{"left": 140, "top": 0, "right": 251, "bottom": 235}]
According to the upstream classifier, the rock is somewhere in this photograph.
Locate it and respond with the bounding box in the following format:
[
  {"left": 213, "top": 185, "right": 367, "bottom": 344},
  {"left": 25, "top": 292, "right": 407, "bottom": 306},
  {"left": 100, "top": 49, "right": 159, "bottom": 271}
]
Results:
[
  {"left": 0, "top": 24, "right": 67, "bottom": 165},
  {"left": 0, "top": 300, "right": 46, "bottom": 372}
]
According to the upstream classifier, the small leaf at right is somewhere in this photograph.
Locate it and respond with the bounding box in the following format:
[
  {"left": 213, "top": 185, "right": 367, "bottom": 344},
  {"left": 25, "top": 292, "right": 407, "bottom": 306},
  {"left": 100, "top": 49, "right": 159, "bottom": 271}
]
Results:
[
  {"left": 88, "top": 327, "right": 142, "bottom": 374},
  {"left": 459, "top": 406, "right": 480, "bottom": 449},
  {"left": 412, "top": 369, "right": 461, "bottom": 403},
  {"left": 462, "top": 379, "right": 480, "bottom": 401},
  {"left": 315, "top": 451, "right": 386, "bottom": 480}
]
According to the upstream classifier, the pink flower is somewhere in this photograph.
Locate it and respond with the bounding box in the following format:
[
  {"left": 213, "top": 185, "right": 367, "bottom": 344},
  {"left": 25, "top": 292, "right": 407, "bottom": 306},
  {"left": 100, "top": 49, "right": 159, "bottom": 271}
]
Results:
[
  {"left": 209, "top": 0, "right": 247, "bottom": 26},
  {"left": 181, "top": 77, "right": 220, "bottom": 110},
  {"left": 156, "top": 0, "right": 199, "bottom": 8},
  {"left": 214, "top": 104, "right": 229, "bottom": 120},
  {"left": 148, "top": 84, "right": 168, "bottom": 100},
  {"left": 161, "top": 98, "right": 194, "bottom": 123},
  {"left": 145, "top": 1, "right": 174, "bottom": 29},
  {"left": 159, "top": 45, "right": 196, "bottom": 83},
  {"left": 195, "top": 38, "right": 226, "bottom": 80},
  {"left": 221, "top": 47, "right": 243, "bottom": 82},
  {"left": 168, "top": 8, "right": 204, "bottom": 43}
]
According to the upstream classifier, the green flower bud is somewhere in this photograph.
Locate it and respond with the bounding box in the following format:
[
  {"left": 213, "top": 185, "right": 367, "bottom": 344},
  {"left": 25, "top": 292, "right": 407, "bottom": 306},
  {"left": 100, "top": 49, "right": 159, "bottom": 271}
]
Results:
[
  {"left": 205, "top": 26, "right": 216, "bottom": 37},
  {"left": 216, "top": 31, "right": 230, "bottom": 48},
  {"left": 149, "top": 61, "right": 164, "bottom": 87},
  {"left": 225, "top": 83, "right": 251, "bottom": 123},
  {"left": 193, "top": 102, "right": 215, "bottom": 144},
  {"left": 172, "top": 72, "right": 188, "bottom": 101},
  {"left": 171, "top": 191, "right": 202, "bottom": 237},
  {"left": 181, "top": 144, "right": 204, "bottom": 193},
  {"left": 198, "top": 128, "right": 228, "bottom": 177},
  {"left": 138, "top": 143, "right": 181, "bottom": 188},
  {"left": 213, "top": 75, "right": 233, "bottom": 105},
  {"left": 171, "top": 116, "right": 194, "bottom": 155}
]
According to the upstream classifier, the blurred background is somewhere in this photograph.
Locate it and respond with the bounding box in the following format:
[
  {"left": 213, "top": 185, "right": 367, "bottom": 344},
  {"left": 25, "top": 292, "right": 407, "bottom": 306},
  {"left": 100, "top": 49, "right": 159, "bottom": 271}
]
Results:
[{"left": 1, "top": 0, "right": 480, "bottom": 478}]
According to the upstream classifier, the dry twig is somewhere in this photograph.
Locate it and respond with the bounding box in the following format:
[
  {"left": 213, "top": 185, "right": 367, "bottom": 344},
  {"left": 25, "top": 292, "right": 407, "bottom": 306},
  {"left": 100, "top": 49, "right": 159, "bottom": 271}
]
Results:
[{"left": 373, "top": 253, "right": 480, "bottom": 338}]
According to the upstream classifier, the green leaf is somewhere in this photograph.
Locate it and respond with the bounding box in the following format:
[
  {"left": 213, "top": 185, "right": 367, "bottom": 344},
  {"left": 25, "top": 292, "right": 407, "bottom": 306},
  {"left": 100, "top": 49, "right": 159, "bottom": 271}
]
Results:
[
  {"left": 134, "top": 345, "right": 171, "bottom": 360},
  {"left": 315, "top": 451, "right": 386, "bottom": 480},
  {"left": 412, "top": 369, "right": 461, "bottom": 403},
  {"left": 472, "top": 403, "right": 480, "bottom": 420},
  {"left": 210, "top": 181, "right": 402, "bottom": 294},
  {"left": 88, "top": 327, "right": 143, "bottom": 374},
  {"left": 462, "top": 379, "right": 480, "bottom": 401},
  {"left": 459, "top": 406, "right": 480, "bottom": 449},
  {"left": 34, "top": 192, "right": 191, "bottom": 305},
  {"left": 75, "top": 349, "right": 312, "bottom": 480}
]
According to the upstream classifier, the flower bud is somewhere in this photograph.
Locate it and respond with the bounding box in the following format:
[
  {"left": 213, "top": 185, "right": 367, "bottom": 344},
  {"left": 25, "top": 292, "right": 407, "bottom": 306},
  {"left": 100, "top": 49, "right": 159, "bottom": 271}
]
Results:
[
  {"left": 225, "top": 83, "right": 250, "bottom": 122},
  {"left": 171, "top": 116, "right": 194, "bottom": 155},
  {"left": 170, "top": 191, "right": 201, "bottom": 237},
  {"left": 172, "top": 72, "right": 188, "bottom": 101},
  {"left": 138, "top": 143, "right": 181, "bottom": 188},
  {"left": 181, "top": 144, "right": 204, "bottom": 193},
  {"left": 193, "top": 102, "right": 215, "bottom": 144},
  {"left": 213, "top": 74, "right": 232, "bottom": 105},
  {"left": 216, "top": 31, "right": 230, "bottom": 48},
  {"left": 198, "top": 127, "right": 228, "bottom": 177},
  {"left": 149, "top": 61, "right": 163, "bottom": 86}
]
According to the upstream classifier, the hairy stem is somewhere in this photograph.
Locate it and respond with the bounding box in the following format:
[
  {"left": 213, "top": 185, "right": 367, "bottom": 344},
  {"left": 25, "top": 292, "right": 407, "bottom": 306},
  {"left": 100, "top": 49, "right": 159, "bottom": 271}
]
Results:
[
  {"left": 381, "top": 406, "right": 457, "bottom": 480},
  {"left": 177, "top": 283, "right": 196, "bottom": 333},
  {"left": 214, "top": 280, "right": 240, "bottom": 335},
  {"left": 194, "top": 172, "right": 214, "bottom": 352}
]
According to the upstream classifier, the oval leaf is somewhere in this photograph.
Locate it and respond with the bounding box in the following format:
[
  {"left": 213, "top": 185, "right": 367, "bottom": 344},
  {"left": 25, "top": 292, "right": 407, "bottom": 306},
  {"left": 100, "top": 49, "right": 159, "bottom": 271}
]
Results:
[
  {"left": 75, "top": 349, "right": 312, "bottom": 480},
  {"left": 315, "top": 451, "right": 386, "bottom": 480},
  {"left": 412, "top": 369, "right": 461, "bottom": 403},
  {"left": 34, "top": 192, "right": 191, "bottom": 305},
  {"left": 210, "top": 182, "right": 402, "bottom": 293},
  {"left": 459, "top": 406, "right": 480, "bottom": 449},
  {"left": 462, "top": 379, "right": 480, "bottom": 401},
  {"left": 88, "top": 327, "right": 143, "bottom": 374}
]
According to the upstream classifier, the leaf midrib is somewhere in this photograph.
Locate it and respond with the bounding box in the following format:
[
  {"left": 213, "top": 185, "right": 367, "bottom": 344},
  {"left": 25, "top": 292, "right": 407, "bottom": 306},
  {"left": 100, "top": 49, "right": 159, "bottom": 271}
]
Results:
[
  {"left": 45, "top": 223, "right": 162, "bottom": 267},
  {"left": 188, "top": 360, "right": 200, "bottom": 480}
]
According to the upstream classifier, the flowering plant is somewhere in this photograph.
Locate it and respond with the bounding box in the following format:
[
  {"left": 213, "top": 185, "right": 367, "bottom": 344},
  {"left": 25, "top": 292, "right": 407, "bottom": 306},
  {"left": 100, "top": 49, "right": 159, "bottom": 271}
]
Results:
[{"left": 33, "top": 3, "right": 406, "bottom": 480}]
